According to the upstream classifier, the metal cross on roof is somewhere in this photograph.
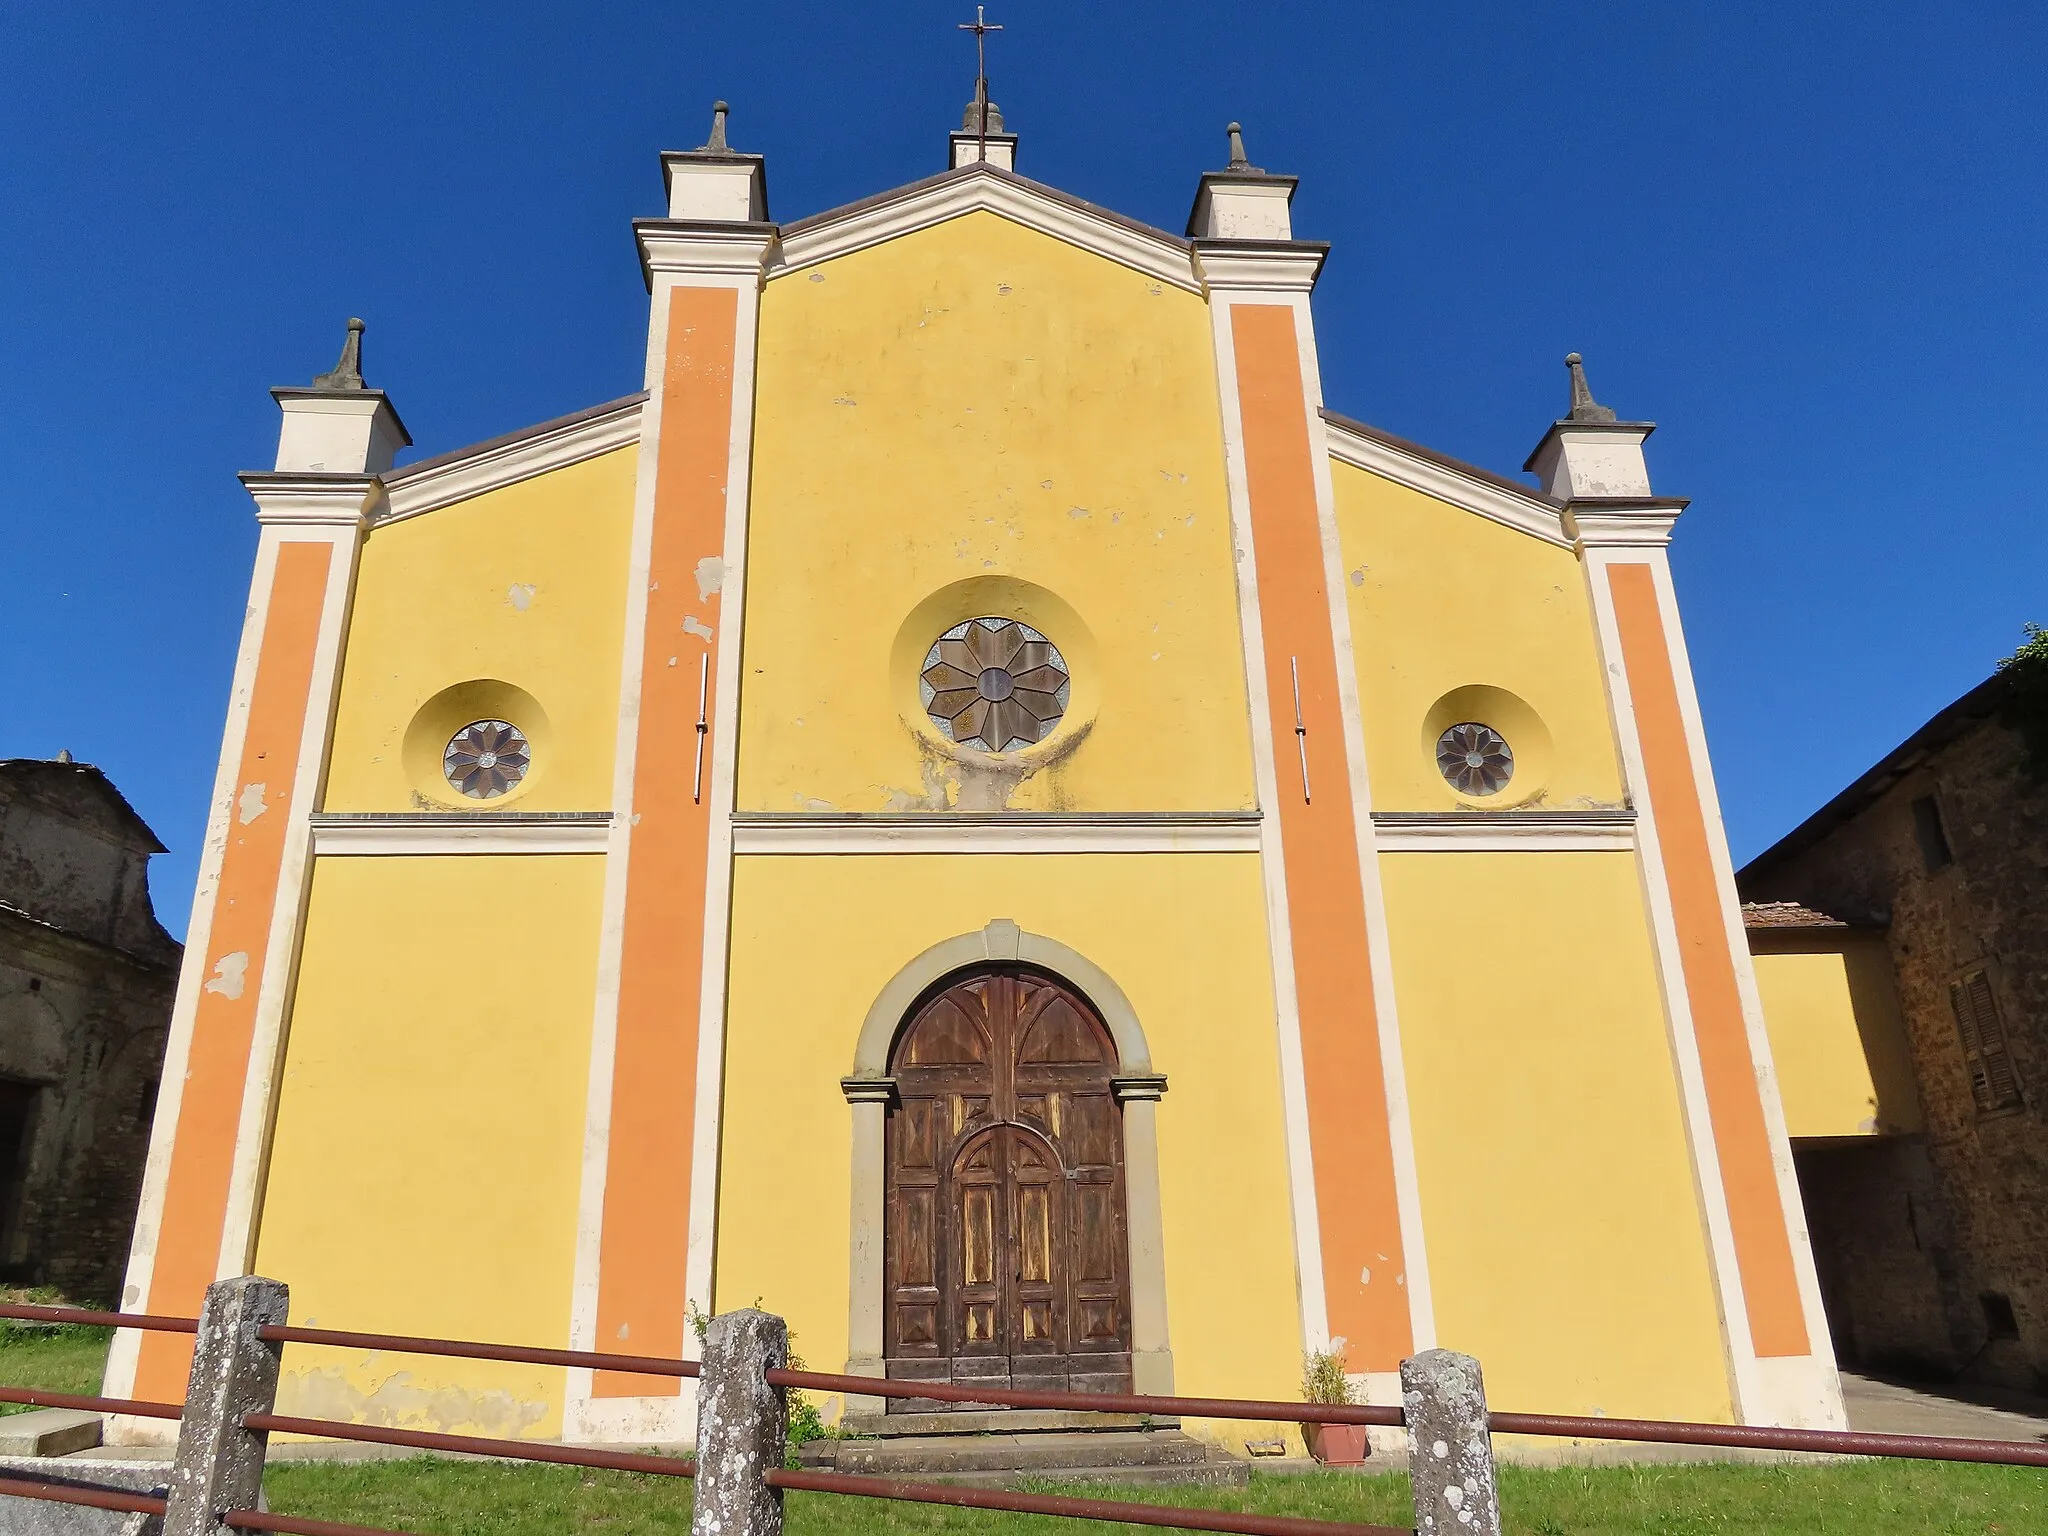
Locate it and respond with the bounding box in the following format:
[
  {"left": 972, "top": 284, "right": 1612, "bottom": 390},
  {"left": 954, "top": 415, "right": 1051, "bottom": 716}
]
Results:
[{"left": 957, "top": 5, "right": 1004, "bottom": 161}]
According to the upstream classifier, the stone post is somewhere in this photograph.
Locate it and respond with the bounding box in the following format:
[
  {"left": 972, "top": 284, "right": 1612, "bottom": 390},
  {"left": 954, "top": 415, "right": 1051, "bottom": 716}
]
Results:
[
  {"left": 1402, "top": 1349, "right": 1501, "bottom": 1536},
  {"left": 691, "top": 1309, "right": 788, "bottom": 1536},
  {"left": 162, "top": 1277, "right": 287, "bottom": 1536}
]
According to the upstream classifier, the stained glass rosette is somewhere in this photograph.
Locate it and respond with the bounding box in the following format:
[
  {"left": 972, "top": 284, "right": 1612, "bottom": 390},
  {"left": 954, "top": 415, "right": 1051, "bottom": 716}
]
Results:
[
  {"left": 920, "top": 618, "right": 1071, "bottom": 753},
  {"left": 443, "top": 719, "right": 531, "bottom": 799},
  {"left": 1435, "top": 721, "right": 1513, "bottom": 796}
]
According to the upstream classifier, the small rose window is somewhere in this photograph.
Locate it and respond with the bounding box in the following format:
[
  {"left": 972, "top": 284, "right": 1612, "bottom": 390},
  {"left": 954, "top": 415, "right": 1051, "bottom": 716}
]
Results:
[
  {"left": 921, "top": 618, "right": 1070, "bottom": 753},
  {"left": 444, "top": 719, "right": 531, "bottom": 800},
  {"left": 1436, "top": 722, "right": 1513, "bottom": 796}
]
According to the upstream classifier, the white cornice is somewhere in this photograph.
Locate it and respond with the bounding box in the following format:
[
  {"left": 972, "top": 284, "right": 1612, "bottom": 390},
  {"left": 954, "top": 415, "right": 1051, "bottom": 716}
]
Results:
[
  {"left": 1321, "top": 418, "right": 1571, "bottom": 549},
  {"left": 1191, "top": 242, "right": 1327, "bottom": 294},
  {"left": 1370, "top": 809, "right": 1636, "bottom": 852},
  {"left": 1564, "top": 500, "right": 1689, "bottom": 551},
  {"left": 238, "top": 472, "right": 379, "bottom": 528},
  {"left": 774, "top": 171, "right": 1203, "bottom": 295},
  {"left": 731, "top": 811, "right": 1260, "bottom": 855},
  {"left": 377, "top": 397, "right": 644, "bottom": 526},
  {"left": 635, "top": 220, "right": 779, "bottom": 287},
  {"left": 309, "top": 811, "right": 612, "bottom": 856}
]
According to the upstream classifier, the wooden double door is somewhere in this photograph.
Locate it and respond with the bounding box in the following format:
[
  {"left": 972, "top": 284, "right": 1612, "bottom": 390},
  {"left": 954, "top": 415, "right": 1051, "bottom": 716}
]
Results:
[{"left": 884, "top": 968, "right": 1134, "bottom": 1397}]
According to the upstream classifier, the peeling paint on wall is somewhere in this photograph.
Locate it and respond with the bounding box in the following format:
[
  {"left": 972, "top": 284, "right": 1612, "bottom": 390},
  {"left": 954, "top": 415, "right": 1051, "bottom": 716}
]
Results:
[
  {"left": 202, "top": 951, "right": 249, "bottom": 1001},
  {"left": 682, "top": 616, "right": 715, "bottom": 642},
  {"left": 694, "top": 556, "right": 727, "bottom": 601},
  {"left": 236, "top": 782, "right": 268, "bottom": 825},
  {"left": 277, "top": 1364, "right": 552, "bottom": 1437},
  {"left": 505, "top": 582, "right": 538, "bottom": 611}
]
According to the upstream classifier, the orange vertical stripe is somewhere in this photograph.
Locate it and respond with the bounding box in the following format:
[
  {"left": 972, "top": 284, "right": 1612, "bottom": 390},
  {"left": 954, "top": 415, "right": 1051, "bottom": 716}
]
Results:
[
  {"left": 1230, "top": 305, "right": 1411, "bottom": 1368},
  {"left": 136, "top": 539, "right": 333, "bottom": 1398},
  {"left": 1609, "top": 563, "right": 1808, "bottom": 1358},
  {"left": 593, "top": 285, "right": 738, "bottom": 1394}
]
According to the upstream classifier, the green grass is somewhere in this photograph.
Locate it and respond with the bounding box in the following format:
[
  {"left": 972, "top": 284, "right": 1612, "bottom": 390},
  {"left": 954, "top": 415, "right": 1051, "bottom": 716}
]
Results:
[
  {"left": 260, "top": 1457, "right": 2048, "bottom": 1535},
  {"left": 0, "top": 1320, "right": 111, "bottom": 1415}
]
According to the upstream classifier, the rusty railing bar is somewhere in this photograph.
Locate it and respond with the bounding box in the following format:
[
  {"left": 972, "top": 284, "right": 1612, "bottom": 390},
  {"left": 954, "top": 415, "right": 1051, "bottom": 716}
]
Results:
[
  {"left": 257, "top": 1323, "right": 700, "bottom": 1379},
  {"left": 225, "top": 1512, "right": 422, "bottom": 1536},
  {"left": 0, "top": 1475, "right": 168, "bottom": 1516},
  {"left": 765, "top": 1368, "right": 1406, "bottom": 1426},
  {"left": 0, "top": 1302, "right": 198, "bottom": 1334},
  {"left": 766, "top": 1468, "right": 1413, "bottom": 1536},
  {"left": 244, "top": 1412, "right": 696, "bottom": 1477},
  {"left": 1488, "top": 1410, "right": 2048, "bottom": 1468},
  {"left": 0, "top": 1384, "right": 185, "bottom": 1420}
]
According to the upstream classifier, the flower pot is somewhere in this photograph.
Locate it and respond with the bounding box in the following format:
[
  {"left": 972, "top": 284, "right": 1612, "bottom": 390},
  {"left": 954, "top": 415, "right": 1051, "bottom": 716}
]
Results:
[{"left": 1302, "top": 1421, "right": 1370, "bottom": 1465}]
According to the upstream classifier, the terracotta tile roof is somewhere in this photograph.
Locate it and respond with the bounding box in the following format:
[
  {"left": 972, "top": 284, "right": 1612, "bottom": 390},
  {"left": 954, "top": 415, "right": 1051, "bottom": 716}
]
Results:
[{"left": 1741, "top": 901, "right": 1850, "bottom": 930}]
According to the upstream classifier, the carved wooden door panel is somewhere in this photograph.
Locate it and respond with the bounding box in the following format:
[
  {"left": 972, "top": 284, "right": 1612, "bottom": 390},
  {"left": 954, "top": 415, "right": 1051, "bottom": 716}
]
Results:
[{"left": 884, "top": 969, "right": 1133, "bottom": 1397}]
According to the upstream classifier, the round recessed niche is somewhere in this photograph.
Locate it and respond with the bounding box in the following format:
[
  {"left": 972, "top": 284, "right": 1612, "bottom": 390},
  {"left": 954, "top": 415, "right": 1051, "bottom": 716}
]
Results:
[
  {"left": 402, "top": 680, "right": 550, "bottom": 808},
  {"left": 1420, "top": 684, "right": 1552, "bottom": 807},
  {"left": 892, "top": 576, "right": 1098, "bottom": 759}
]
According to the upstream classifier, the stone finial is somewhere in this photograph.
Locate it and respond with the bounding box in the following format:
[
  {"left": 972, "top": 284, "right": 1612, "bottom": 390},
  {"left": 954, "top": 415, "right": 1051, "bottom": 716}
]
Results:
[
  {"left": 699, "top": 100, "right": 732, "bottom": 154},
  {"left": 310, "top": 318, "right": 366, "bottom": 392},
  {"left": 55, "top": 749, "right": 73, "bottom": 764},
  {"left": 1565, "top": 352, "right": 1617, "bottom": 424},
  {"left": 961, "top": 85, "right": 1004, "bottom": 135},
  {"left": 1225, "top": 120, "right": 1263, "bottom": 173}
]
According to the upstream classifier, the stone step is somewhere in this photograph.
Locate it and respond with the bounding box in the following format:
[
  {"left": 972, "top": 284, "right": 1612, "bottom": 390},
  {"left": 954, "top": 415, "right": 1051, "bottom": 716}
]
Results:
[
  {"left": 803, "top": 1428, "right": 1222, "bottom": 1477},
  {"left": 0, "top": 1410, "right": 104, "bottom": 1458},
  {"left": 839, "top": 1408, "right": 1178, "bottom": 1437}
]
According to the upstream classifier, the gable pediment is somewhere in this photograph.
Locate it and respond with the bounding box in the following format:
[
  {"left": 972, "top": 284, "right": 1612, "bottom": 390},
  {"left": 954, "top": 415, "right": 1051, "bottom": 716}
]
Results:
[{"left": 774, "top": 163, "right": 1201, "bottom": 295}]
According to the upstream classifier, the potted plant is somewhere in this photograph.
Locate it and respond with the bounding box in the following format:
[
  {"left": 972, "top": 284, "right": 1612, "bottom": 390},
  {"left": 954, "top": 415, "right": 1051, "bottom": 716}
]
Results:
[{"left": 1300, "top": 1347, "right": 1369, "bottom": 1465}]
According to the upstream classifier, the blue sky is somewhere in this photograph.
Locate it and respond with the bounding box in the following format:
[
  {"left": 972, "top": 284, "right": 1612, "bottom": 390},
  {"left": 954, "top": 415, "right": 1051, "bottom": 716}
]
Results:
[{"left": 4, "top": 4, "right": 2043, "bottom": 938}]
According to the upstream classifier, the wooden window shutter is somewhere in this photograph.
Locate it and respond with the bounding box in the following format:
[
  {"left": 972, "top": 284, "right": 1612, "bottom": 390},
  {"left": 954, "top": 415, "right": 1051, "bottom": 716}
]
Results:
[{"left": 1951, "top": 971, "right": 2022, "bottom": 1114}]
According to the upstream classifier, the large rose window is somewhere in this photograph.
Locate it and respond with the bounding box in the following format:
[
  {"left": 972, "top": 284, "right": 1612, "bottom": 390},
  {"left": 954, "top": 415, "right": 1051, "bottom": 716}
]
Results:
[
  {"left": 920, "top": 618, "right": 1070, "bottom": 753},
  {"left": 443, "top": 719, "right": 531, "bottom": 799}
]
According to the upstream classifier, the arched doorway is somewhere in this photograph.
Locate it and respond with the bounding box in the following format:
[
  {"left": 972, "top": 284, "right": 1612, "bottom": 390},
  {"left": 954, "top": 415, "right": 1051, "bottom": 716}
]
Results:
[{"left": 883, "top": 967, "right": 1134, "bottom": 1397}]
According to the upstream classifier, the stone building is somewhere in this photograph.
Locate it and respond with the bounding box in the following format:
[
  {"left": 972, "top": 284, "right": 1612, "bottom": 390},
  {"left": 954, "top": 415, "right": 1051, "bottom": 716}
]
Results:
[
  {"left": 1741, "top": 674, "right": 2048, "bottom": 1391},
  {"left": 0, "top": 756, "right": 180, "bottom": 1303}
]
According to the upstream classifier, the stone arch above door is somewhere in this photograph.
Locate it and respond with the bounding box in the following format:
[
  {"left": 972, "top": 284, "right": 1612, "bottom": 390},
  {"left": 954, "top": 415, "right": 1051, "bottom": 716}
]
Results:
[{"left": 841, "top": 920, "right": 1173, "bottom": 1396}]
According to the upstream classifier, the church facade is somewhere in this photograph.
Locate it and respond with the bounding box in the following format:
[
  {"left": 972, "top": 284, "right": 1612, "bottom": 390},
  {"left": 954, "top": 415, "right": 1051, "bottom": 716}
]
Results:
[{"left": 107, "top": 105, "right": 1846, "bottom": 1448}]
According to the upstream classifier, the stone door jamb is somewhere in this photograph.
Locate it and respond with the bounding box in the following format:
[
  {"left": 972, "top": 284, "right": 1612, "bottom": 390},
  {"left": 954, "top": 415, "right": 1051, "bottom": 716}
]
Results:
[{"left": 841, "top": 918, "right": 1174, "bottom": 1400}]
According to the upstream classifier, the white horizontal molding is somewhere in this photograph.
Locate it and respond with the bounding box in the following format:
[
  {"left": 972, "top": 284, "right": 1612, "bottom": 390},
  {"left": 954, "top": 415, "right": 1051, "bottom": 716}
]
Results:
[
  {"left": 731, "top": 811, "right": 1261, "bottom": 855},
  {"left": 1321, "top": 418, "right": 1570, "bottom": 549},
  {"left": 1371, "top": 808, "right": 1636, "bottom": 853},
  {"left": 776, "top": 168, "right": 1202, "bottom": 295},
  {"left": 1193, "top": 242, "right": 1327, "bottom": 294},
  {"left": 310, "top": 811, "right": 613, "bottom": 856},
  {"left": 379, "top": 396, "right": 645, "bottom": 525}
]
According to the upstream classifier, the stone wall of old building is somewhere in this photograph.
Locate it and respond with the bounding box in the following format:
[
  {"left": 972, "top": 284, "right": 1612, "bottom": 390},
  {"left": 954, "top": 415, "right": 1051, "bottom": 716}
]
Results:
[
  {"left": 0, "top": 759, "right": 179, "bottom": 1304},
  {"left": 1744, "top": 692, "right": 2048, "bottom": 1391}
]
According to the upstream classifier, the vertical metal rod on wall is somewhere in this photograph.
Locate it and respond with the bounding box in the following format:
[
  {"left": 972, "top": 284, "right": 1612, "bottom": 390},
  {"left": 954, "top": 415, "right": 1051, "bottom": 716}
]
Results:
[
  {"left": 693, "top": 654, "right": 710, "bottom": 804},
  {"left": 1290, "top": 657, "right": 1312, "bottom": 804}
]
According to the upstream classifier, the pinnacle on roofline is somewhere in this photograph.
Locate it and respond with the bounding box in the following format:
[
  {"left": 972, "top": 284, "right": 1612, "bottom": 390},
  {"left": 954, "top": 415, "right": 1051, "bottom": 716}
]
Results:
[
  {"left": 1564, "top": 352, "right": 1618, "bottom": 424},
  {"left": 1225, "top": 121, "right": 1263, "bottom": 174},
  {"left": 310, "top": 318, "right": 366, "bottom": 392},
  {"left": 699, "top": 100, "right": 732, "bottom": 154}
]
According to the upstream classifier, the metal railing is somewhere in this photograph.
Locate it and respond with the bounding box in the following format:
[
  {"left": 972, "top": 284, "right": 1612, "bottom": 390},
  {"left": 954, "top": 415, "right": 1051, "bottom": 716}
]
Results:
[{"left": 3, "top": 1285, "right": 2044, "bottom": 1536}]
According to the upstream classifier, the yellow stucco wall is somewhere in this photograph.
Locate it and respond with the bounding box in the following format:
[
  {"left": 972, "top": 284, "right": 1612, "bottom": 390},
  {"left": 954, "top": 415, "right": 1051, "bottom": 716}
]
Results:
[
  {"left": 1383, "top": 849, "right": 1735, "bottom": 1422},
  {"left": 324, "top": 447, "right": 636, "bottom": 813},
  {"left": 716, "top": 851, "right": 1300, "bottom": 1429},
  {"left": 1331, "top": 460, "right": 1623, "bottom": 812},
  {"left": 740, "top": 211, "right": 1251, "bottom": 813},
  {"left": 1752, "top": 932, "right": 1922, "bottom": 1138},
  {"left": 254, "top": 855, "right": 604, "bottom": 1435}
]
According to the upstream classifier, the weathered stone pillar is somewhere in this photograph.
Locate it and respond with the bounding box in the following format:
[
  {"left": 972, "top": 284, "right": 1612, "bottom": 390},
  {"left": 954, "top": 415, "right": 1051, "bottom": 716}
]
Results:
[
  {"left": 1402, "top": 1349, "right": 1501, "bottom": 1536},
  {"left": 691, "top": 1309, "right": 788, "bottom": 1536},
  {"left": 163, "top": 1276, "right": 287, "bottom": 1536}
]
